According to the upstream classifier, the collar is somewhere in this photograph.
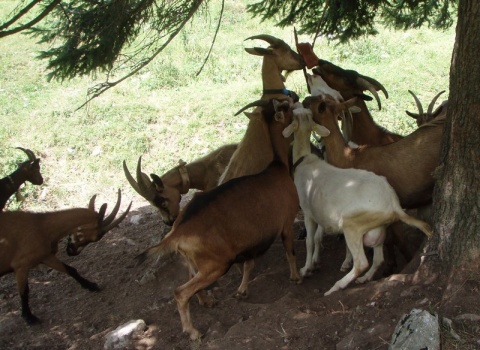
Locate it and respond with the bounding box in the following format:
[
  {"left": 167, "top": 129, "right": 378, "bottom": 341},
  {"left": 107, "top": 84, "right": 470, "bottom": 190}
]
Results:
[
  {"left": 292, "top": 156, "right": 306, "bottom": 173},
  {"left": 177, "top": 160, "right": 190, "bottom": 194},
  {"left": 263, "top": 87, "right": 292, "bottom": 96}
]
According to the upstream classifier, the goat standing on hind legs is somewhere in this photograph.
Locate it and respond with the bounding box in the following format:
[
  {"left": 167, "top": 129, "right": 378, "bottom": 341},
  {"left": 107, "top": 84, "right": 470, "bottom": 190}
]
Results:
[
  {"left": 136, "top": 98, "right": 301, "bottom": 341},
  {"left": 0, "top": 147, "right": 43, "bottom": 211},
  {"left": 0, "top": 190, "right": 131, "bottom": 324}
]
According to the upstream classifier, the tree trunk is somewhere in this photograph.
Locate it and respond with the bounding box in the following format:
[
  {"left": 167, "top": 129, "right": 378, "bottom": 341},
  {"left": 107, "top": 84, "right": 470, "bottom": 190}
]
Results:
[{"left": 426, "top": 0, "right": 480, "bottom": 274}]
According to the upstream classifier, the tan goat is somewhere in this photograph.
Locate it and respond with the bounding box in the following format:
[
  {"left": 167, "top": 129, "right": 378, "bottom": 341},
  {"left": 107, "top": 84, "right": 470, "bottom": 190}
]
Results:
[
  {"left": 0, "top": 190, "right": 131, "bottom": 324},
  {"left": 123, "top": 143, "right": 237, "bottom": 225},
  {"left": 136, "top": 99, "right": 301, "bottom": 340}
]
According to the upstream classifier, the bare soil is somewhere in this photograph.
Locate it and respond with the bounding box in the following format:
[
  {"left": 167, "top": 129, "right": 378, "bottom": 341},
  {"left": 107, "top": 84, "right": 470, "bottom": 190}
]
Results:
[{"left": 1, "top": 200, "right": 479, "bottom": 350}]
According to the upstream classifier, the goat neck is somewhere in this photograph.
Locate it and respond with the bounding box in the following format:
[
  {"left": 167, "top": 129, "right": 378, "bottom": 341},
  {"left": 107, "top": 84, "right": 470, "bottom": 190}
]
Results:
[{"left": 307, "top": 96, "right": 356, "bottom": 169}]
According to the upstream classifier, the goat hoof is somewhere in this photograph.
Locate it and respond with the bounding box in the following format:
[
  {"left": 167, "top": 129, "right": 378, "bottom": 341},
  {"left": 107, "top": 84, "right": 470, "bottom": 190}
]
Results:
[
  {"left": 188, "top": 329, "right": 203, "bottom": 341},
  {"left": 24, "top": 314, "right": 41, "bottom": 325},
  {"left": 234, "top": 291, "right": 248, "bottom": 300},
  {"left": 355, "top": 277, "right": 368, "bottom": 284}
]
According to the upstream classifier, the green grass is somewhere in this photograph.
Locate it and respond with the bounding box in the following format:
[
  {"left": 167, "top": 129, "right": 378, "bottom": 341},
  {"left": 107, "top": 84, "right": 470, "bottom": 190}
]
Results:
[{"left": 0, "top": 0, "right": 455, "bottom": 211}]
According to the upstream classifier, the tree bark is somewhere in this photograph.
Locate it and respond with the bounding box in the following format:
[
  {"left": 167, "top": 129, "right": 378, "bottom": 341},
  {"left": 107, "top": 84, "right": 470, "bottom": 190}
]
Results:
[{"left": 427, "top": 0, "right": 480, "bottom": 272}]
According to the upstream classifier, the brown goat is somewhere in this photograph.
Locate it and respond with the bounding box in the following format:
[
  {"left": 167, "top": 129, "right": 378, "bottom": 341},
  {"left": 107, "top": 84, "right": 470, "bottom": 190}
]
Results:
[
  {"left": 218, "top": 34, "right": 305, "bottom": 184},
  {"left": 123, "top": 143, "right": 237, "bottom": 225},
  {"left": 0, "top": 190, "right": 131, "bottom": 324},
  {"left": 136, "top": 99, "right": 301, "bottom": 340},
  {"left": 0, "top": 147, "right": 43, "bottom": 211}
]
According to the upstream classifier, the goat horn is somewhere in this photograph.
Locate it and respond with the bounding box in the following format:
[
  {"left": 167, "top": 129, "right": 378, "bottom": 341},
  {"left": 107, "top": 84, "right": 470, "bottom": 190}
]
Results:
[
  {"left": 234, "top": 100, "right": 270, "bottom": 116},
  {"left": 103, "top": 201, "right": 132, "bottom": 233},
  {"left": 407, "top": 90, "right": 424, "bottom": 116},
  {"left": 427, "top": 90, "right": 446, "bottom": 115},
  {"left": 88, "top": 194, "right": 97, "bottom": 211},
  {"left": 16, "top": 147, "right": 36, "bottom": 161},
  {"left": 245, "top": 34, "right": 284, "bottom": 47},
  {"left": 357, "top": 78, "right": 383, "bottom": 110},
  {"left": 135, "top": 157, "right": 157, "bottom": 201},
  {"left": 102, "top": 189, "right": 122, "bottom": 227},
  {"left": 123, "top": 158, "right": 156, "bottom": 201}
]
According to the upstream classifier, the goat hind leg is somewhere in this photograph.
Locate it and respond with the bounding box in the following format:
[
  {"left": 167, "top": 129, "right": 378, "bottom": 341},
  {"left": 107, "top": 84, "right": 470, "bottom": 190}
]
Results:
[
  {"left": 300, "top": 216, "right": 318, "bottom": 277},
  {"left": 175, "top": 267, "right": 228, "bottom": 340},
  {"left": 235, "top": 259, "right": 255, "bottom": 299},
  {"left": 356, "top": 244, "right": 384, "bottom": 284},
  {"left": 186, "top": 262, "right": 216, "bottom": 307}
]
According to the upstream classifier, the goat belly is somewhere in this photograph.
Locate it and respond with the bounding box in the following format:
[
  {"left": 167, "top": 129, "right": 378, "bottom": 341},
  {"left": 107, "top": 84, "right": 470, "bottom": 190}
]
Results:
[{"left": 232, "top": 235, "right": 277, "bottom": 263}]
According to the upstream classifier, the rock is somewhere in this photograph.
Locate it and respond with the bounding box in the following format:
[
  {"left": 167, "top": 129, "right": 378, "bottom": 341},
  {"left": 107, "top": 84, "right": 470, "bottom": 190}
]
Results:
[
  {"left": 104, "top": 319, "right": 147, "bottom": 349},
  {"left": 389, "top": 309, "right": 440, "bottom": 350},
  {"left": 129, "top": 214, "right": 143, "bottom": 225}
]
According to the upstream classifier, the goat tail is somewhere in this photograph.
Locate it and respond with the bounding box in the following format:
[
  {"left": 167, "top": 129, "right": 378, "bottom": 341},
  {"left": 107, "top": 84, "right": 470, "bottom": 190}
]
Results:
[
  {"left": 398, "top": 212, "right": 433, "bottom": 238},
  {"left": 135, "top": 236, "right": 176, "bottom": 266}
]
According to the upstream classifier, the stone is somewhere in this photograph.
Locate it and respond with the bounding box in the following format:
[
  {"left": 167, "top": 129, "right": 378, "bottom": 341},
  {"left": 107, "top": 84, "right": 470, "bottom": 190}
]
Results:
[
  {"left": 389, "top": 309, "right": 440, "bottom": 350},
  {"left": 104, "top": 319, "right": 147, "bottom": 349}
]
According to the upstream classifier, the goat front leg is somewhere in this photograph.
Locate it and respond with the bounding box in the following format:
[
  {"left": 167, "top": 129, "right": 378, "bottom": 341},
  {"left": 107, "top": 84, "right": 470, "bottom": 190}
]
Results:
[
  {"left": 42, "top": 255, "right": 100, "bottom": 291},
  {"left": 235, "top": 259, "right": 255, "bottom": 299},
  {"left": 14, "top": 268, "right": 39, "bottom": 324},
  {"left": 300, "top": 216, "right": 318, "bottom": 277},
  {"left": 281, "top": 228, "right": 302, "bottom": 284}
]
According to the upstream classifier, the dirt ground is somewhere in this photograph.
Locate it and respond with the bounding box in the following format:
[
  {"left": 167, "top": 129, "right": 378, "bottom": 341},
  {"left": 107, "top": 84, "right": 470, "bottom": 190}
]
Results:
[{"left": 1, "top": 198, "right": 479, "bottom": 350}]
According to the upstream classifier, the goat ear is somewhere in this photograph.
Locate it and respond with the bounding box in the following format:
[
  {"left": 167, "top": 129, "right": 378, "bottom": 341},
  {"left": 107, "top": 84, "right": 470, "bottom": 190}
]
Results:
[
  {"left": 343, "top": 98, "right": 358, "bottom": 111},
  {"left": 150, "top": 174, "right": 164, "bottom": 192},
  {"left": 282, "top": 121, "right": 298, "bottom": 138},
  {"left": 313, "top": 124, "right": 330, "bottom": 137},
  {"left": 348, "top": 106, "right": 361, "bottom": 113}
]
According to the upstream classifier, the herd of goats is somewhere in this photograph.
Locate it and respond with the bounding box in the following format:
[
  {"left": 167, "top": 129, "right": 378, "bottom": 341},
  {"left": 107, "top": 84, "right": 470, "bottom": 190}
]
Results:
[{"left": 0, "top": 34, "right": 447, "bottom": 340}]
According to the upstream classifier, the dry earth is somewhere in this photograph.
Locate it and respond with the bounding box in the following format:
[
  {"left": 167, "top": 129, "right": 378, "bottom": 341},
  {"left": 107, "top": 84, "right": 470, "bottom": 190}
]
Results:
[{"left": 1, "top": 197, "right": 479, "bottom": 350}]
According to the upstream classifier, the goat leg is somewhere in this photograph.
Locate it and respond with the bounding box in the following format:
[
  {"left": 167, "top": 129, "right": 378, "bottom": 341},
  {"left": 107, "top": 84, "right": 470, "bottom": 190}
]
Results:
[
  {"left": 186, "top": 263, "right": 216, "bottom": 307},
  {"left": 235, "top": 259, "right": 255, "bottom": 299},
  {"left": 42, "top": 256, "right": 100, "bottom": 291},
  {"left": 15, "top": 270, "right": 40, "bottom": 324},
  {"left": 281, "top": 228, "right": 302, "bottom": 284}
]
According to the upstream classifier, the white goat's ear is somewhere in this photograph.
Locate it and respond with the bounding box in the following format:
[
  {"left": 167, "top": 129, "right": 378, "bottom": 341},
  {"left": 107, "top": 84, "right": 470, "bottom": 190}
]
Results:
[
  {"left": 313, "top": 123, "right": 330, "bottom": 137},
  {"left": 282, "top": 121, "right": 298, "bottom": 138},
  {"left": 348, "top": 106, "right": 361, "bottom": 113}
]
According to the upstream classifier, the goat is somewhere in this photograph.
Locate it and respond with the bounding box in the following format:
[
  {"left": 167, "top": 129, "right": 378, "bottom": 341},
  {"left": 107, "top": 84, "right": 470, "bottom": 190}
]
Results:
[
  {"left": 0, "top": 190, "right": 131, "bottom": 324},
  {"left": 136, "top": 99, "right": 301, "bottom": 340},
  {"left": 0, "top": 147, "right": 43, "bottom": 211},
  {"left": 285, "top": 105, "right": 432, "bottom": 295},
  {"left": 123, "top": 143, "right": 237, "bottom": 225},
  {"left": 218, "top": 34, "right": 304, "bottom": 184},
  {"left": 406, "top": 90, "right": 448, "bottom": 126}
]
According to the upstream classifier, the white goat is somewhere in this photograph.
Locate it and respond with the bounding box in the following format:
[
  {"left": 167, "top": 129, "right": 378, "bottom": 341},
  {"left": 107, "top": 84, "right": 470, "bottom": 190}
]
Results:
[{"left": 285, "top": 105, "right": 433, "bottom": 295}]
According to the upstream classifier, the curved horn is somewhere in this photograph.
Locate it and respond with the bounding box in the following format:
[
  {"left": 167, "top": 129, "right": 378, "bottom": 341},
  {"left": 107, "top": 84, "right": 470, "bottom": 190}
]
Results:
[
  {"left": 245, "top": 34, "right": 284, "bottom": 46},
  {"left": 361, "top": 75, "right": 389, "bottom": 99},
  {"left": 427, "top": 90, "right": 446, "bottom": 115},
  {"left": 358, "top": 78, "right": 383, "bottom": 110},
  {"left": 102, "top": 201, "right": 132, "bottom": 233},
  {"left": 234, "top": 99, "right": 270, "bottom": 116},
  {"left": 16, "top": 147, "right": 36, "bottom": 161},
  {"left": 135, "top": 157, "right": 157, "bottom": 201},
  {"left": 407, "top": 90, "right": 424, "bottom": 117},
  {"left": 102, "top": 189, "right": 122, "bottom": 227}
]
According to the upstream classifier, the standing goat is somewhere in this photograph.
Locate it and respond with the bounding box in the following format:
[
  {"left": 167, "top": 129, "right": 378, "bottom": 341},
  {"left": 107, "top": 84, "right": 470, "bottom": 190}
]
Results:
[
  {"left": 0, "top": 147, "right": 43, "bottom": 211},
  {"left": 0, "top": 190, "right": 131, "bottom": 324},
  {"left": 136, "top": 99, "right": 301, "bottom": 340},
  {"left": 219, "top": 34, "right": 305, "bottom": 184},
  {"left": 123, "top": 143, "right": 237, "bottom": 225},
  {"left": 286, "top": 105, "right": 432, "bottom": 295}
]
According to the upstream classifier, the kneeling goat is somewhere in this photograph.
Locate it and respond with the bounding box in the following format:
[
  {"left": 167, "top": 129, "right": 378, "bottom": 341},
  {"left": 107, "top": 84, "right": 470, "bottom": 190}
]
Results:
[
  {"left": 0, "top": 190, "right": 131, "bottom": 324},
  {"left": 136, "top": 99, "right": 301, "bottom": 341},
  {"left": 285, "top": 105, "right": 433, "bottom": 296}
]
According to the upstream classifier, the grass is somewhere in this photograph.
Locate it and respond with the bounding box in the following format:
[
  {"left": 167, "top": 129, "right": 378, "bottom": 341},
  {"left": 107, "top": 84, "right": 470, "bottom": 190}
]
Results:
[{"left": 0, "top": 0, "right": 455, "bottom": 211}]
